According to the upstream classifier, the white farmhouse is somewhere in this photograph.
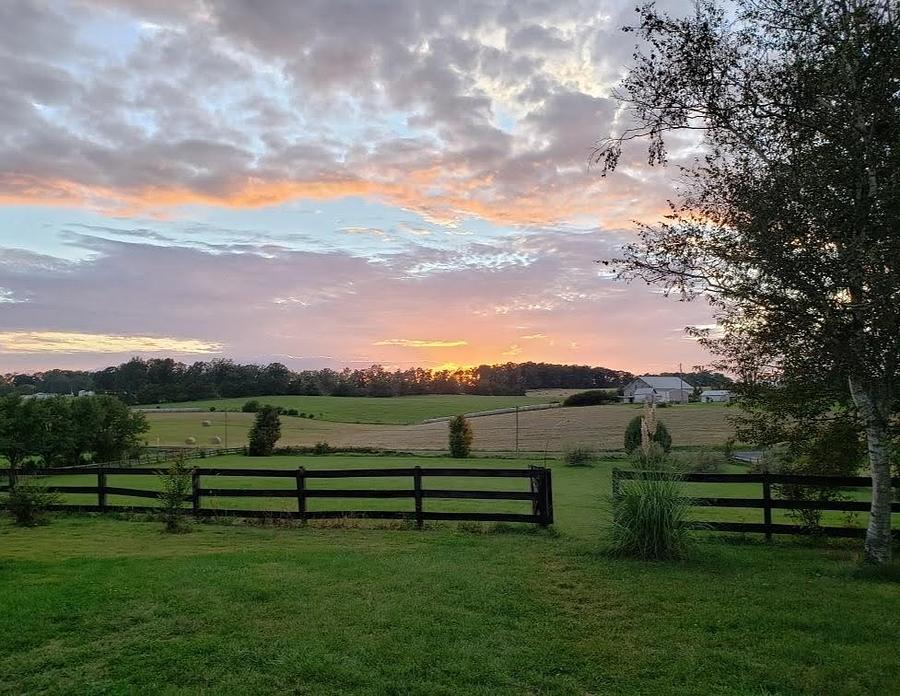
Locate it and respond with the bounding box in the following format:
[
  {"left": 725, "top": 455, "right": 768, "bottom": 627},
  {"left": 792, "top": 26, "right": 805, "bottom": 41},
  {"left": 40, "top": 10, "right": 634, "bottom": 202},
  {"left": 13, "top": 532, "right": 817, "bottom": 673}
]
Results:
[
  {"left": 622, "top": 376, "right": 693, "bottom": 404},
  {"left": 700, "top": 389, "right": 732, "bottom": 403}
]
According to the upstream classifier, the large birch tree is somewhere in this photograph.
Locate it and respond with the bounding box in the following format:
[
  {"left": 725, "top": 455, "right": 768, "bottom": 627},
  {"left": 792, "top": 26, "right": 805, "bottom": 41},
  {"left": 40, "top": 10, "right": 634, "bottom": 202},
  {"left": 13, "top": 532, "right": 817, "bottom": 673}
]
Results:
[{"left": 599, "top": 0, "right": 899, "bottom": 563}]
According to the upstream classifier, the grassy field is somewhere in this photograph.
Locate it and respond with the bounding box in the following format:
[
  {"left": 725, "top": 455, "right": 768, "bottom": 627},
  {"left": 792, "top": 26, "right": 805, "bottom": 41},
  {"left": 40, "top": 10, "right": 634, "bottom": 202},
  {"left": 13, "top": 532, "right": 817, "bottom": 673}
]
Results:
[
  {"left": 138, "top": 394, "right": 552, "bottom": 424},
  {"left": 142, "top": 402, "right": 738, "bottom": 452},
  {"left": 1, "top": 453, "right": 898, "bottom": 694}
]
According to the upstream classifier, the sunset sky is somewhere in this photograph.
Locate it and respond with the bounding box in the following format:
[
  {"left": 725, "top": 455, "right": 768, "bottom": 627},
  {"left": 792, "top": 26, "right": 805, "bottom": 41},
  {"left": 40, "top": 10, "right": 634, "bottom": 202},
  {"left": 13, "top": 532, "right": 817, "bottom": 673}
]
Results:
[{"left": 0, "top": 0, "right": 715, "bottom": 374}]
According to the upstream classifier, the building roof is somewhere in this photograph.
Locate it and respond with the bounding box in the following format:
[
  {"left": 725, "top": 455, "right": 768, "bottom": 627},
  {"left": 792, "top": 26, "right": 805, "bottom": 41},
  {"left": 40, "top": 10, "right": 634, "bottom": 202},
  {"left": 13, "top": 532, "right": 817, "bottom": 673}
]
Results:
[
  {"left": 702, "top": 390, "right": 732, "bottom": 396},
  {"left": 635, "top": 375, "right": 693, "bottom": 391}
]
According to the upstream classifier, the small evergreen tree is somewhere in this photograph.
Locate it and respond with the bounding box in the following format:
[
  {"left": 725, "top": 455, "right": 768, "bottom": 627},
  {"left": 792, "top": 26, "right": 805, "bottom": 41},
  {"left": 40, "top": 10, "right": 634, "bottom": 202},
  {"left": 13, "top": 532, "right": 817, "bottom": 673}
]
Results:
[
  {"left": 248, "top": 405, "right": 281, "bottom": 456},
  {"left": 159, "top": 457, "right": 192, "bottom": 534},
  {"left": 448, "top": 415, "right": 473, "bottom": 458},
  {"left": 624, "top": 416, "right": 671, "bottom": 453}
]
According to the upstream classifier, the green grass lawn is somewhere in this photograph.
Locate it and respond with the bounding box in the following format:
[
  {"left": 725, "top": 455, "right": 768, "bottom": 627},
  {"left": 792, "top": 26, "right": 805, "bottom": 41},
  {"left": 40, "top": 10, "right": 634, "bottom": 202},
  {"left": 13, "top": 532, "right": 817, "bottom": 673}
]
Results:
[
  {"left": 136, "top": 394, "right": 552, "bottom": 424},
  {"left": 2, "top": 455, "right": 898, "bottom": 695}
]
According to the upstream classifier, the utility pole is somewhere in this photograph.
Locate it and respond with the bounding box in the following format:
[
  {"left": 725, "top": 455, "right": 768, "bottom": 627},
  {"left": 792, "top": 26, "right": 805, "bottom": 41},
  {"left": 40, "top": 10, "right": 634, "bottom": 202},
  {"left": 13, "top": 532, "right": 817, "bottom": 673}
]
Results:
[
  {"left": 679, "top": 362, "right": 685, "bottom": 403},
  {"left": 224, "top": 409, "right": 228, "bottom": 449},
  {"left": 515, "top": 405, "right": 520, "bottom": 455}
]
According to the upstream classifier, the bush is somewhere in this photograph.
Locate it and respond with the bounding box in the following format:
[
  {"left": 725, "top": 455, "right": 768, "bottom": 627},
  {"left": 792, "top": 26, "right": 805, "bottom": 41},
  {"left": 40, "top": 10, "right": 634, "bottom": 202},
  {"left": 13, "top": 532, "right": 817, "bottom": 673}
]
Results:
[
  {"left": 562, "top": 445, "right": 596, "bottom": 466},
  {"left": 159, "top": 458, "right": 192, "bottom": 533},
  {"left": 312, "top": 441, "right": 332, "bottom": 455},
  {"left": 2, "top": 478, "right": 61, "bottom": 526},
  {"left": 674, "top": 448, "right": 728, "bottom": 473},
  {"left": 562, "top": 390, "right": 619, "bottom": 407},
  {"left": 755, "top": 418, "right": 864, "bottom": 532},
  {"left": 209, "top": 406, "right": 216, "bottom": 412},
  {"left": 624, "top": 416, "right": 672, "bottom": 453},
  {"left": 448, "top": 415, "right": 473, "bottom": 458},
  {"left": 609, "top": 472, "right": 695, "bottom": 560},
  {"left": 285, "top": 408, "right": 299, "bottom": 417},
  {"left": 248, "top": 406, "right": 281, "bottom": 456},
  {"left": 241, "top": 400, "right": 261, "bottom": 413}
]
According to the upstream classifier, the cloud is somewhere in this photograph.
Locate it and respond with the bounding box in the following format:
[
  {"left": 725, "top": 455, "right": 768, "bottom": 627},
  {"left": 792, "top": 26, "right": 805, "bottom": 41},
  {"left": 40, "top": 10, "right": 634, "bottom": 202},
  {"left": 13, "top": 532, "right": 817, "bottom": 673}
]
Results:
[
  {"left": 373, "top": 339, "right": 469, "bottom": 349},
  {"left": 0, "top": 231, "right": 714, "bottom": 372},
  {"left": 0, "top": 0, "right": 691, "bottom": 227},
  {"left": 0, "top": 331, "right": 223, "bottom": 354}
]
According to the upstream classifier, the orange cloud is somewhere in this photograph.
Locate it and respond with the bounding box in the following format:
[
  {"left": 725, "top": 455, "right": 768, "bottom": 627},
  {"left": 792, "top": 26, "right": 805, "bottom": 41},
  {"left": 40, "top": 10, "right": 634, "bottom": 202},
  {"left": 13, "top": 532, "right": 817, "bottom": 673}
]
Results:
[
  {"left": 0, "top": 169, "right": 671, "bottom": 229},
  {"left": 373, "top": 339, "right": 468, "bottom": 348}
]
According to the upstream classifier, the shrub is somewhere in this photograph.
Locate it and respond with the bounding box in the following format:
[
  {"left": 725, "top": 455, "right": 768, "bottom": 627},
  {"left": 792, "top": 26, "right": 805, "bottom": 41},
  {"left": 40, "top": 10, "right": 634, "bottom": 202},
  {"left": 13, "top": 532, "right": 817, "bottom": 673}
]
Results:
[
  {"left": 209, "top": 406, "right": 216, "bottom": 412},
  {"left": 248, "top": 406, "right": 281, "bottom": 456},
  {"left": 312, "top": 441, "right": 332, "bottom": 455},
  {"left": 159, "top": 458, "right": 192, "bottom": 533},
  {"left": 624, "top": 416, "right": 671, "bottom": 453},
  {"left": 675, "top": 448, "right": 727, "bottom": 473},
  {"left": 241, "top": 400, "right": 261, "bottom": 413},
  {"left": 448, "top": 415, "right": 473, "bottom": 458},
  {"left": 285, "top": 408, "right": 299, "bottom": 417},
  {"left": 562, "top": 390, "right": 619, "bottom": 407},
  {"left": 609, "top": 472, "right": 695, "bottom": 560},
  {"left": 756, "top": 419, "right": 864, "bottom": 533},
  {"left": 631, "top": 442, "right": 670, "bottom": 470},
  {"left": 2, "top": 478, "right": 61, "bottom": 526},
  {"left": 562, "top": 444, "right": 596, "bottom": 466}
]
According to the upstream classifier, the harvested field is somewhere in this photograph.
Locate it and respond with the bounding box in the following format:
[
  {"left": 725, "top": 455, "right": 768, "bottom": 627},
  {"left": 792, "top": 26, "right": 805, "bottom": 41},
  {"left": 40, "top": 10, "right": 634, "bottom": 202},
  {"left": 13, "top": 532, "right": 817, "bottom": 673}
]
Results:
[{"left": 144, "top": 403, "right": 736, "bottom": 452}]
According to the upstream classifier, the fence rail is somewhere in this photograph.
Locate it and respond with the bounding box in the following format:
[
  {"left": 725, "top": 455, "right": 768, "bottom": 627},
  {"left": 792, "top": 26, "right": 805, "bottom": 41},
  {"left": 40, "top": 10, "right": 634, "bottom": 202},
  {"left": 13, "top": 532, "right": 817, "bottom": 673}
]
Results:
[
  {"left": 1, "top": 465, "right": 553, "bottom": 528},
  {"left": 612, "top": 469, "right": 899, "bottom": 539}
]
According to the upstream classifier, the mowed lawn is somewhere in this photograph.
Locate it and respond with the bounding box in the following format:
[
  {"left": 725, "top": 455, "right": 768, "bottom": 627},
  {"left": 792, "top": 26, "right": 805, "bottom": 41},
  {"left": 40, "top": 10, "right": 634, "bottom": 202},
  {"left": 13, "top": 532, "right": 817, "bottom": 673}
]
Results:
[
  {"left": 141, "top": 402, "right": 737, "bottom": 452},
  {"left": 2, "top": 455, "right": 899, "bottom": 694},
  {"left": 138, "top": 394, "right": 553, "bottom": 424}
]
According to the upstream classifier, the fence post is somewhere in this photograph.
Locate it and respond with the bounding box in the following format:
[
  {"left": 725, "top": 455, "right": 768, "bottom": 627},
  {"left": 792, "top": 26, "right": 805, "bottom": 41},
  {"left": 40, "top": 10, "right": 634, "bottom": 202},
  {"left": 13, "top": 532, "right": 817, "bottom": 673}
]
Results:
[
  {"left": 529, "top": 466, "right": 540, "bottom": 519},
  {"left": 611, "top": 468, "right": 622, "bottom": 500},
  {"left": 413, "top": 466, "right": 424, "bottom": 529},
  {"left": 541, "top": 468, "right": 553, "bottom": 526},
  {"left": 97, "top": 467, "right": 107, "bottom": 512},
  {"left": 296, "top": 466, "right": 306, "bottom": 523},
  {"left": 191, "top": 468, "right": 201, "bottom": 515},
  {"left": 762, "top": 470, "right": 773, "bottom": 542},
  {"left": 8, "top": 465, "right": 17, "bottom": 490}
]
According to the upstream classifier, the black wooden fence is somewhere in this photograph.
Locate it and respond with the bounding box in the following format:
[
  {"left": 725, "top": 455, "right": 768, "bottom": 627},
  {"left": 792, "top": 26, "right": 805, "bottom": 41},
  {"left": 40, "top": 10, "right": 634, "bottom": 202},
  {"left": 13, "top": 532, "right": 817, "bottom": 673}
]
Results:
[
  {"left": 612, "top": 469, "right": 899, "bottom": 539},
  {"left": 1, "top": 465, "right": 553, "bottom": 528}
]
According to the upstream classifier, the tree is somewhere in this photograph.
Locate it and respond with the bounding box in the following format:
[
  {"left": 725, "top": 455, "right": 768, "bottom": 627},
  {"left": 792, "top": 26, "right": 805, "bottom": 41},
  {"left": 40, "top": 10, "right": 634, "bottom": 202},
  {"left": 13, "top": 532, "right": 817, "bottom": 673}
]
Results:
[
  {"left": 0, "top": 396, "right": 41, "bottom": 468},
  {"left": 248, "top": 406, "right": 281, "bottom": 456},
  {"left": 448, "top": 415, "right": 473, "bottom": 458},
  {"left": 624, "top": 416, "right": 671, "bottom": 454},
  {"left": 89, "top": 396, "right": 148, "bottom": 463},
  {"left": 598, "top": 1, "right": 900, "bottom": 564}
]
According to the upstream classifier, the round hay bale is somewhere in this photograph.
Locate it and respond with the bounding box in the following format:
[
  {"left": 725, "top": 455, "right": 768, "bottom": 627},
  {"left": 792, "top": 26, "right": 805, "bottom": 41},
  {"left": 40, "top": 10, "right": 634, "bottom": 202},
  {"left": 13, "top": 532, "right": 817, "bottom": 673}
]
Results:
[
  {"left": 202, "top": 419, "right": 212, "bottom": 427},
  {"left": 185, "top": 436, "right": 197, "bottom": 445},
  {"left": 210, "top": 436, "right": 222, "bottom": 445}
]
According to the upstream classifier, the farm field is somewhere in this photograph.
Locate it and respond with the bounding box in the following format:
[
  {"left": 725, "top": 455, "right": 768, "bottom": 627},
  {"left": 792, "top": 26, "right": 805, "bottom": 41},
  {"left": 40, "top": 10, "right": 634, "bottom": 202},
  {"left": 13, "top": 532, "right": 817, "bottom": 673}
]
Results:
[
  {"left": 137, "top": 394, "right": 552, "bottom": 424},
  {"left": 143, "top": 402, "right": 738, "bottom": 452},
  {"left": 2, "top": 453, "right": 898, "bottom": 695}
]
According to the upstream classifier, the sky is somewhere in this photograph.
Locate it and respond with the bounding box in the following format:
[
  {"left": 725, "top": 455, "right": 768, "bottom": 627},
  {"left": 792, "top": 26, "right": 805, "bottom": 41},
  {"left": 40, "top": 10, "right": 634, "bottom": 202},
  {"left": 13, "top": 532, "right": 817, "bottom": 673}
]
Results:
[{"left": 0, "top": 0, "right": 716, "bottom": 375}]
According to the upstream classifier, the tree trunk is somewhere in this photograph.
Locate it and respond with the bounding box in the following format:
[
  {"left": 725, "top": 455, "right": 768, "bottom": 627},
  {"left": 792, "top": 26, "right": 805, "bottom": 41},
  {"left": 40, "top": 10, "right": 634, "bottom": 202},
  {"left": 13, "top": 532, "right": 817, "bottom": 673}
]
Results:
[{"left": 848, "top": 375, "right": 894, "bottom": 565}]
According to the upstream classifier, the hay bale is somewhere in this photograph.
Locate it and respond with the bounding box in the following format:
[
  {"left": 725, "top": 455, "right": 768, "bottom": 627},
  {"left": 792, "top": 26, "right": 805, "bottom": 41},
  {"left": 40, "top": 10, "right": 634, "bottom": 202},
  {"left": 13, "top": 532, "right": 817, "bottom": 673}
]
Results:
[
  {"left": 210, "top": 436, "right": 222, "bottom": 445},
  {"left": 202, "top": 419, "right": 212, "bottom": 427},
  {"left": 185, "top": 436, "right": 197, "bottom": 445}
]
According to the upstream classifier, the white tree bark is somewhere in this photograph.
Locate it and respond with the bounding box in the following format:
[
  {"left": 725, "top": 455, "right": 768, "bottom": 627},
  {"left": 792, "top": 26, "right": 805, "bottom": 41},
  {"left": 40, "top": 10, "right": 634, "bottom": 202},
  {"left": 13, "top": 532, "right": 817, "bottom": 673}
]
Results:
[{"left": 848, "top": 375, "right": 894, "bottom": 565}]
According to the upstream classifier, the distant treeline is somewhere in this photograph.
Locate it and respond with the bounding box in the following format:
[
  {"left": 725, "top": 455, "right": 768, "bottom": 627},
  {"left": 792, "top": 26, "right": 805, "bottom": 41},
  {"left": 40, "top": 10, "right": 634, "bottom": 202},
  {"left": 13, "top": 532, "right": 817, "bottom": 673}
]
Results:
[{"left": 1, "top": 358, "right": 636, "bottom": 404}]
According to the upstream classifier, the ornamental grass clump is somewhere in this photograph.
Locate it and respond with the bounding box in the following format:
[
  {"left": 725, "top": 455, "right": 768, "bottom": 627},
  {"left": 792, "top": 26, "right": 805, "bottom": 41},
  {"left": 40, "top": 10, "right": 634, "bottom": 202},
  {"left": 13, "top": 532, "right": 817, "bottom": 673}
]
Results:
[
  {"left": 609, "top": 472, "right": 694, "bottom": 560},
  {"left": 610, "top": 402, "right": 696, "bottom": 560}
]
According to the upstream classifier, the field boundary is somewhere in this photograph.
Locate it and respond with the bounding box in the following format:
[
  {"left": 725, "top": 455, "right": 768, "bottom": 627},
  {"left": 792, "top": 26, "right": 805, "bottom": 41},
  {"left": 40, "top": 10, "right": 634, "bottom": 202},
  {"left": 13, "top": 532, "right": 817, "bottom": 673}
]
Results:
[
  {"left": 612, "top": 469, "right": 899, "bottom": 539},
  {"left": 2, "top": 465, "right": 554, "bottom": 528},
  {"left": 421, "top": 402, "right": 560, "bottom": 424}
]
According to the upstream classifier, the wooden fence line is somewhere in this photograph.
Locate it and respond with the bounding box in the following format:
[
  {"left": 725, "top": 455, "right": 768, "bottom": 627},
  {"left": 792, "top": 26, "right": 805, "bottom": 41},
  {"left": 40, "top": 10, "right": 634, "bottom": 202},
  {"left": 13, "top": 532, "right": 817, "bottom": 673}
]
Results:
[
  {"left": 612, "top": 468, "right": 899, "bottom": 539},
  {"left": 1, "top": 465, "right": 553, "bottom": 528}
]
